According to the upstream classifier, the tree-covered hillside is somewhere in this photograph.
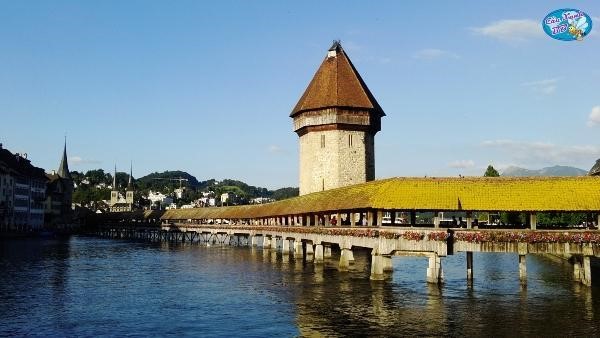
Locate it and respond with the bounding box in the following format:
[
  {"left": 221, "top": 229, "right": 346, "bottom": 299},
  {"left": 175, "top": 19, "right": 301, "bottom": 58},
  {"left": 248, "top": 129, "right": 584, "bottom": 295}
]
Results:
[{"left": 71, "top": 169, "right": 299, "bottom": 206}]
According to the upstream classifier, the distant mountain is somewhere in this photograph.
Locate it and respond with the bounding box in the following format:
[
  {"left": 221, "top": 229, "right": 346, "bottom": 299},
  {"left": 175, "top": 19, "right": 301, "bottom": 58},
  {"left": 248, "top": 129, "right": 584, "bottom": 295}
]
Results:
[{"left": 501, "top": 165, "right": 587, "bottom": 177}]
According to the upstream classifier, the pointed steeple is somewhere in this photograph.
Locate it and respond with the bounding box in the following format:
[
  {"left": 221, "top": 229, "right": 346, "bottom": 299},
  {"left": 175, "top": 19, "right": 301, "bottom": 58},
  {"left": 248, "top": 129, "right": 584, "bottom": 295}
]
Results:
[
  {"left": 127, "top": 161, "right": 133, "bottom": 190},
  {"left": 57, "top": 137, "right": 72, "bottom": 180},
  {"left": 113, "top": 164, "right": 117, "bottom": 189},
  {"left": 290, "top": 40, "right": 385, "bottom": 117}
]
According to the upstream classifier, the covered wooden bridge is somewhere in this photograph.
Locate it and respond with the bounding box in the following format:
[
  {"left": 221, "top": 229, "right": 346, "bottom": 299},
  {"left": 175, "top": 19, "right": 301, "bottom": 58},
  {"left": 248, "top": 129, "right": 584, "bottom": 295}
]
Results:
[
  {"left": 94, "top": 176, "right": 600, "bottom": 285},
  {"left": 101, "top": 176, "right": 600, "bottom": 229}
]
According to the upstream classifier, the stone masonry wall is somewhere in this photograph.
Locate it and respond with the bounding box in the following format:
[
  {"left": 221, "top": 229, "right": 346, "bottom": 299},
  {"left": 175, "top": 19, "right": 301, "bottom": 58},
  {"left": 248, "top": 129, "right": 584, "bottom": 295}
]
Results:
[{"left": 299, "top": 129, "right": 374, "bottom": 195}]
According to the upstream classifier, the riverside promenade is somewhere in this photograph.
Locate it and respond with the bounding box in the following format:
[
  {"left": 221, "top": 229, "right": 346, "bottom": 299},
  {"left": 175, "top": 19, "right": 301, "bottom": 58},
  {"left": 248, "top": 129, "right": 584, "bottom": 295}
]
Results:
[{"left": 92, "top": 176, "right": 600, "bottom": 286}]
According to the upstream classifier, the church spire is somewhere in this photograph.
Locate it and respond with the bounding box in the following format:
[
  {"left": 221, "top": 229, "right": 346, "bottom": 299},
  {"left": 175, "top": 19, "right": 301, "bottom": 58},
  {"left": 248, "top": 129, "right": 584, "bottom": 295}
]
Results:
[
  {"left": 57, "top": 136, "right": 72, "bottom": 180},
  {"left": 113, "top": 164, "right": 117, "bottom": 189},
  {"left": 127, "top": 161, "right": 133, "bottom": 190}
]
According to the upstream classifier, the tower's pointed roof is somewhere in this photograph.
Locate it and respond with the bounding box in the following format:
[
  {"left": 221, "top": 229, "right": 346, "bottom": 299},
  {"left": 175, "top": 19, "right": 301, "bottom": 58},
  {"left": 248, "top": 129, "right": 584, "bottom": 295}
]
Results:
[
  {"left": 127, "top": 161, "right": 133, "bottom": 190},
  {"left": 590, "top": 159, "right": 600, "bottom": 176},
  {"left": 57, "top": 138, "right": 72, "bottom": 180},
  {"left": 291, "top": 41, "right": 385, "bottom": 117}
]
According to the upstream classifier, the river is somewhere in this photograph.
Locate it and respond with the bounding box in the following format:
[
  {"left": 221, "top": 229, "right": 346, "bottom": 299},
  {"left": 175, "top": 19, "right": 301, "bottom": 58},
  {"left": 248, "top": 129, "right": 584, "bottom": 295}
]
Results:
[{"left": 1, "top": 236, "right": 599, "bottom": 336}]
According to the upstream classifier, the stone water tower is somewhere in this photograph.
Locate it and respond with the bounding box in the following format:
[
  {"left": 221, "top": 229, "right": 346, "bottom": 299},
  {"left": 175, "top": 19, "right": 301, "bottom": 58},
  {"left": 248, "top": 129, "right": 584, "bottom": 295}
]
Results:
[{"left": 291, "top": 41, "right": 385, "bottom": 195}]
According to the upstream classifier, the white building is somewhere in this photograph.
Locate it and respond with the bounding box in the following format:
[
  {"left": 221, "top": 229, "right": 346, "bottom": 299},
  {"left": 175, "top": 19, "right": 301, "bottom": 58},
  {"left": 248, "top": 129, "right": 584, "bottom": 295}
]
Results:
[
  {"left": 147, "top": 190, "right": 173, "bottom": 209},
  {"left": 250, "top": 197, "right": 274, "bottom": 204},
  {"left": 199, "top": 197, "right": 216, "bottom": 207},
  {"left": 174, "top": 187, "right": 186, "bottom": 199}
]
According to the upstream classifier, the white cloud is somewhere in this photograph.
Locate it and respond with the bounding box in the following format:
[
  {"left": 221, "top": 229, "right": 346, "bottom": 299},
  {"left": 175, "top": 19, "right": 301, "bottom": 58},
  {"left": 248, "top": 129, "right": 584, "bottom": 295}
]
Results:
[
  {"left": 448, "top": 160, "right": 475, "bottom": 169},
  {"left": 521, "top": 78, "right": 559, "bottom": 95},
  {"left": 588, "top": 106, "right": 600, "bottom": 127},
  {"left": 471, "top": 19, "right": 543, "bottom": 42},
  {"left": 482, "top": 140, "right": 600, "bottom": 165},
  {"left": 412, "top": 48, "right": 459, "bottom": 60},
  {"left": 69, "top": 156, "right": 101, "bottom": 165}
]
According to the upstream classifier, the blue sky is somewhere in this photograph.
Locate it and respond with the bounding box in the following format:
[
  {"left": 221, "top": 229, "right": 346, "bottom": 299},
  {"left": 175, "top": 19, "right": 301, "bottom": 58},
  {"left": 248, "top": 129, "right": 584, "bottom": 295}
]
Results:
[{"left": 1, "top": 1, "right": 599, "bottom": 188}]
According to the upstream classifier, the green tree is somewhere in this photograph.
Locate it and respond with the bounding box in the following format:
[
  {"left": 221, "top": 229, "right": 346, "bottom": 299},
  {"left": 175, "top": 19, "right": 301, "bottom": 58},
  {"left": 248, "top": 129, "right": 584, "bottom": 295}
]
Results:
[
  {"left": 272, "top": 187, "right": 299, "bottom": 200},
  {"left": 484, "top": 165, "right": 500, "bottom": 177},
  {"left": 85, "top": 169, "right": 109, "bottom": 185}
]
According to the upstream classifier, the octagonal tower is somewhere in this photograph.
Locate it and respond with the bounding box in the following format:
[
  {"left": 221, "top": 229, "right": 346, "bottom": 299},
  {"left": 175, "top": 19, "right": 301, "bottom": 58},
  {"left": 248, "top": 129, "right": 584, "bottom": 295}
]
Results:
[{"left": 291, "top": 41, "right": 385, "bottom": 195}]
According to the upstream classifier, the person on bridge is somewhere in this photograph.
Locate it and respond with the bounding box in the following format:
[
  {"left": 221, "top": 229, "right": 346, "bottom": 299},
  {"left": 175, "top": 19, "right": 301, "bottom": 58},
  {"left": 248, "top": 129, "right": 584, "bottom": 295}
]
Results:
[{"left": 331, "top": 216, "right": 338, "bottom": 226}]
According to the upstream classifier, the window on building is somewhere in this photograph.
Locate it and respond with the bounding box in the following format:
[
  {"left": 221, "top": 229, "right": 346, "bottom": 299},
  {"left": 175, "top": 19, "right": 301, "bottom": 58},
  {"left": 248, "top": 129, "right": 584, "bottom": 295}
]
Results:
[
  {"left": 322, "top": 178, "right": 325, "bottom": 191},
  {"left": 320, "top": 134, "right": 325, "bottom": 148},
  {"left": 348, "top": 134, "right": 353, "bottom": 147}
]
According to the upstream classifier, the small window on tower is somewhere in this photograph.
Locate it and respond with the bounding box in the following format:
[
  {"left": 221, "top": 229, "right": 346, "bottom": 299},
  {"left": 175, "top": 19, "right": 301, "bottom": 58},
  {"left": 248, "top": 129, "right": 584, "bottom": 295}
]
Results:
[
  {"left": 322, "top": 178, "right": 325, "bottom": 191},
  {"left": 321, "top": 134, "right": 325, "bottom": 148},
  {"left": 348, "top": 134, "right": 353, "bottom": 147}
]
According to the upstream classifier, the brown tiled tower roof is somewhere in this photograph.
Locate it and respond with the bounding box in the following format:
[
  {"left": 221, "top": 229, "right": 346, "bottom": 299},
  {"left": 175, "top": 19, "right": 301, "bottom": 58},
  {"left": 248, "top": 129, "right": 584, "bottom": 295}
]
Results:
[{"left": 290, "top": 41, "right": 385, "bottom": 117}]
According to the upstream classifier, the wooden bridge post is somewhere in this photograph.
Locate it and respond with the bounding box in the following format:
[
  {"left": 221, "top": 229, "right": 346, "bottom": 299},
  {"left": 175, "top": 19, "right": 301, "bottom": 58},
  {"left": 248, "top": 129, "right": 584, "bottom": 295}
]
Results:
[
  {"left": 305, "top": 241, "right": 314, "bottom": 255},
  {"left": 370, "top": 251, "right": 384, "bottom": 280},
  {"left": 519, "top": 255, "right": 527, "bottom": 286},
  {"left": 324, "top": 245, "right": 332, "bottom": 258},
  {"left": 262, "top": 235, "right": 271, "bottom": 249},
  {"left": 466, "top": 212, "right": 473, "bottom": 229},
  {"left": 339, "top": 246, "right": 352, "bottom": 271},
  {"left": 466, "top": 251, "right": 474, "bottom": 283},
  {"left": 529, "top": 213, "right": 537, "bottom": 230},
  {"left": 433, "top": 211, "right": 440, "bottom": 228},
  {"left": 367, "top": 211, "right": 374, "bottom": 226},
  {"left": 293, "top": 240, "right": 303, "bottom": 259},
  {"left": 282, "top": 238, "right": 290, "bottom": 254},
  {"left": 426, "top": 253, "right": 443, "bottom": 284},
  {"left": 314, "top": 243, "right": 324, "bottom": 264},
  {"left": 573, "top": 256, "right": 582, "bottom": 282},
  {"left": 582, "top": 256, "right": 592, "bottom": 286}
]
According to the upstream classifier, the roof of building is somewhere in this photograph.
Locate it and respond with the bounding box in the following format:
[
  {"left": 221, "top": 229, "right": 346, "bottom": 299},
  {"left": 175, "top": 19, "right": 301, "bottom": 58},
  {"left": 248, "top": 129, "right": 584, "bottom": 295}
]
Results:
[
  {"left": 0, "top": 147, "right": 47, "bottom": 181},
  {"left": 142, "top": 177, "right": 600, "bottom": 221},
  {"left": 57, "top": 141, "right": 72, "bottom": 180},
  {"left": 590, "top": 159, "right": 600, "bottom": 176},
  {"left": 290, "top": 41, "right": 385, "bottom": 117}
]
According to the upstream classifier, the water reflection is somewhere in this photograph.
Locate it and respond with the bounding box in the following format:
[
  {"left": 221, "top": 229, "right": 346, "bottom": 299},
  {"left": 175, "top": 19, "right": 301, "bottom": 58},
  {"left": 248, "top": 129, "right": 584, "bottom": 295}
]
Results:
[{"left": 1, "top": 237, "right": 600, "bottom": 336}]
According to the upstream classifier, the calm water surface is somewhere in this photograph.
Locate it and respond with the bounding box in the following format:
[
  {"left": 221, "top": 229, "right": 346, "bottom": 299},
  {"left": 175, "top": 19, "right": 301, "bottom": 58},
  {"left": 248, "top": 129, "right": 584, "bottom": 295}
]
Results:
[{"left": 1, "top": 236, "right": 600, "bottom": 337}]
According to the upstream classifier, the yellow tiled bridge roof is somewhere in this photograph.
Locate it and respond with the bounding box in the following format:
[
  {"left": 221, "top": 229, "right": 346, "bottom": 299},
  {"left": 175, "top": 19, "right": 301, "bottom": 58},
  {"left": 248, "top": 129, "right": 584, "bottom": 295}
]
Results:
[{"left": 150, "top": 177, "right": 600, "bottom": 220}]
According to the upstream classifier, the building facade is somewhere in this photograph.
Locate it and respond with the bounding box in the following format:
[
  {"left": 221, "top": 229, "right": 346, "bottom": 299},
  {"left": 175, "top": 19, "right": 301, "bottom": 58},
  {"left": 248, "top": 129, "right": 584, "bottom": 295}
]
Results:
[
  {"left": 291, "top": 41, "right": 385, "bottom": 195},
  {"left": 110, "top": 164, "right": 135, "bottom": 212},
  {"left": 0, "top": 144, "right": 47, "bottom": 230}
]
